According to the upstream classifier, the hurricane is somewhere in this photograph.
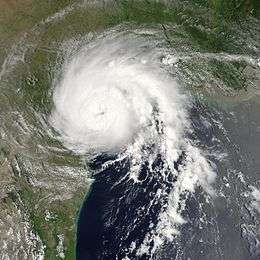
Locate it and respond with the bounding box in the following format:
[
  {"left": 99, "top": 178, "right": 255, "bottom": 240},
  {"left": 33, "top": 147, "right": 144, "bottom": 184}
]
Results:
[
  {"left": 50, "top": 36, "right": 186, "bottom": 154},
  {"left": 1, "top": 1, "right": 259, "bottom": 259},
  {"left": 50, "top": 32, "right": 216, "bottom": 259}
]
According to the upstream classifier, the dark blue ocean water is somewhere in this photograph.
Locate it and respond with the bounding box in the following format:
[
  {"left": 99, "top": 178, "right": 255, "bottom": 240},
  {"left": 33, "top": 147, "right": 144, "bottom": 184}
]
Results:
[
  {"left": 76, "top": 152, "right": 185, "bottom": 259},
  {"left": 76, "top": 104, "right": 215, "bottom": 260},
  {"left": 76, "top": 102, "right": 260, "bottom": 260}
]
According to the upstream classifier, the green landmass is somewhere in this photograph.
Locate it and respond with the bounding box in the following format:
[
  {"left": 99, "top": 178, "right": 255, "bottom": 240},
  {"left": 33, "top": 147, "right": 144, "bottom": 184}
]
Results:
[{"left": 0, "top": 0, "right": 259, "bottom": 259}]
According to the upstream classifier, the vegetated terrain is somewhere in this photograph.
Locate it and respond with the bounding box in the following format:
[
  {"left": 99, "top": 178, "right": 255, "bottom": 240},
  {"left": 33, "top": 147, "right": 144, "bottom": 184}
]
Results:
[{"left": 0, "top": 0, "right": 259, "bottom": 259}]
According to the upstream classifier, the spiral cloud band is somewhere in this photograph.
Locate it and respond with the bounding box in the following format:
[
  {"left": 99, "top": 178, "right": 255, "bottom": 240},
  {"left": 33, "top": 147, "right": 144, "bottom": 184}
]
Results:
[{"left": 50, "top": 33, "right": 216, "bottom": 255}]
